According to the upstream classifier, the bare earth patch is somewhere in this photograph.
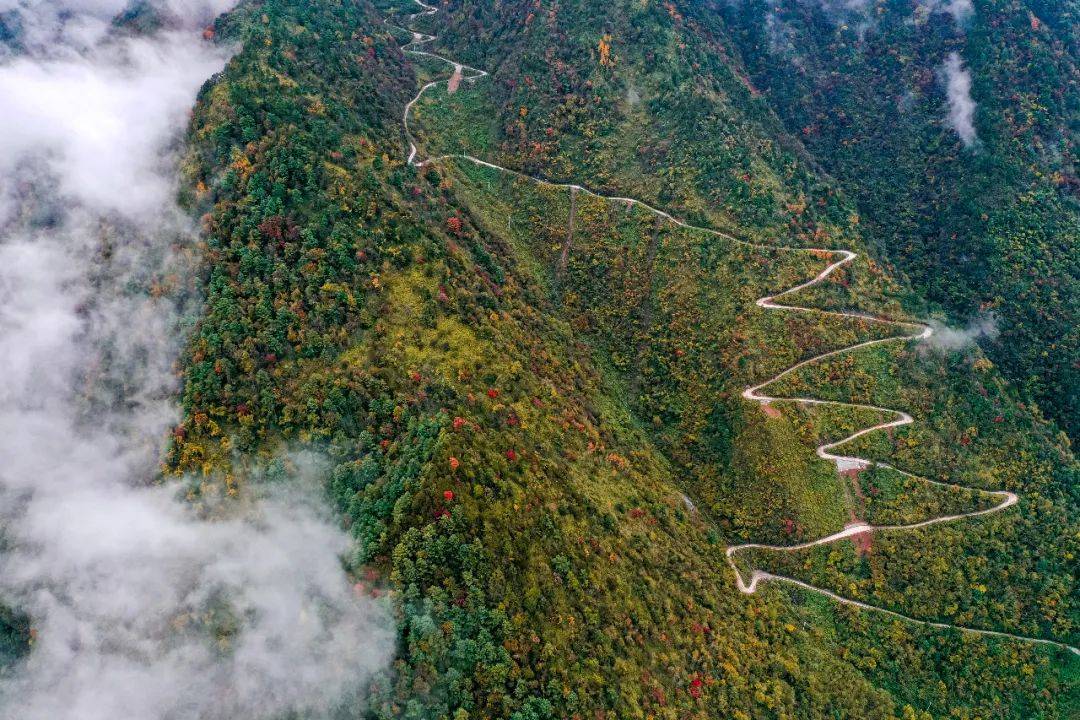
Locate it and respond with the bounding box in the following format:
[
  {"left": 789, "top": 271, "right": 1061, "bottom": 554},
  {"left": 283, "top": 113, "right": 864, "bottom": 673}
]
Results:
[
  {"left": 760, "top": 402, "right": 782, "bottom": 419},
  {"left": 447, "top": 64, "right": 462, "bottom": 93}
]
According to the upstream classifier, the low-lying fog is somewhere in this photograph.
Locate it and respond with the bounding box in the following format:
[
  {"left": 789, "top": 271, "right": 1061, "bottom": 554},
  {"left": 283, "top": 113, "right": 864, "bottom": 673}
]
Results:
[{"left": 0, "top": 2, "right": 393, "bottom": 718}]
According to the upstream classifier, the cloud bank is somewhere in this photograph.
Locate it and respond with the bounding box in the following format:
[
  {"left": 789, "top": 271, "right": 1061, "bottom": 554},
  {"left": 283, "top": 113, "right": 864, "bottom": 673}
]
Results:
[
  {"left": 0, "top": 0, "right": 236, "bottom": 55},
  {"left": 940, "top": 51, "right": 978, "bottom": 147},
  {"left": 0, "top": 33, "right": 230, "bottom": 222},
  {"left": 0, "top": 3, "right": 394, "bottom": 718}
]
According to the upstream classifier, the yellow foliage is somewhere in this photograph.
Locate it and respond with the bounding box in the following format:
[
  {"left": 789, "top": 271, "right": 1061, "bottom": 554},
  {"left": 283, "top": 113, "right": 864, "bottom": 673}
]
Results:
[{"left": 598, "top": 35, "right": 614, "bottom": 67}]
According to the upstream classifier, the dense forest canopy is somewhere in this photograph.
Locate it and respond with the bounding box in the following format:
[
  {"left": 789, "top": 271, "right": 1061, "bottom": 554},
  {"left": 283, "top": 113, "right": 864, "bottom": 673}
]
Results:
[
  {"left": 0, "top": 0, "right": 1075, "bottom": 718},
  {"left": 710, "top": 0, "right": 1079, "bottom": 438}
]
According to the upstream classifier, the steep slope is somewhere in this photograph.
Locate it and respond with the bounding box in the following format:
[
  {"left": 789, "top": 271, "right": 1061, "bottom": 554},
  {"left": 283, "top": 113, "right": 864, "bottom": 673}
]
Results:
[
  {"left": 711, "top": 0, "right": 1079, "bottom": 438},
  {"left": 164, "top": 0, "right": 1078, "bottom": 718},
  {"left": 401, "top": 0, "right": 1077, "bottom": 653}
]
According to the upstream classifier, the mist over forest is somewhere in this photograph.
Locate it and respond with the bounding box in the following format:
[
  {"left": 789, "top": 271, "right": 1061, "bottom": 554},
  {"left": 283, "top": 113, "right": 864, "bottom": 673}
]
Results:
[
  {"left": 1, "top": 1, "right": 1076, "bottom": 718},
  {"left": 0, "top": 3, "right": 393, "bottom": 718}
]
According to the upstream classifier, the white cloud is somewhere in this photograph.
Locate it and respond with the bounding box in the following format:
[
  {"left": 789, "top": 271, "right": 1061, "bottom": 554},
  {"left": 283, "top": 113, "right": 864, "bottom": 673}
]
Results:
[
  {"left": 1, "top": 467, "right": 395, "bottom": 720},
  {"left": 0, "top": 2, "right": 396, "bottom": 717},
  {"left": 940, "top": 51, "right": 978, "bottom": 147},
  {"left": 919, "top": 0, "right": 975, "bottom": 25},
  {"left": 927, "top": 313, "right": 999, "bottom": 351},
  {"left": 0, "top": 33, "right": 233, "bottom": 223},
  {"left": 0, "top": 0, "right": 236, "bottom": 53}
]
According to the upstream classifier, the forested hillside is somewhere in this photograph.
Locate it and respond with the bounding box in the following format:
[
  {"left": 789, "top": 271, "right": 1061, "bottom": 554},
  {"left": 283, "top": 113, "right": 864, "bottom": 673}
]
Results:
[
  {"left": 432, "top": 0, "right": 1079, "bottom": 439},
  {"left": 711, "top": 0, "right": 1079, "bottom": 438},
  {"left": 1, "top": 0, "right": 1075, "bottom": 718},
  {"left": 154, "top": 0, "right": 1080, "bottom": 716}
]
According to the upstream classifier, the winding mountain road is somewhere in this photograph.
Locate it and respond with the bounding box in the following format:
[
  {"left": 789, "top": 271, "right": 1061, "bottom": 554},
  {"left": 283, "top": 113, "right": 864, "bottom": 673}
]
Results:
[{"left": 389, "top": 0, "right": 1078, "bottom": 657}]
